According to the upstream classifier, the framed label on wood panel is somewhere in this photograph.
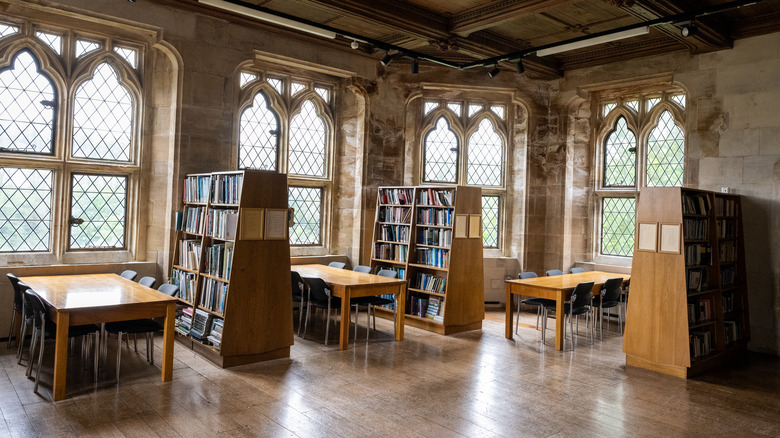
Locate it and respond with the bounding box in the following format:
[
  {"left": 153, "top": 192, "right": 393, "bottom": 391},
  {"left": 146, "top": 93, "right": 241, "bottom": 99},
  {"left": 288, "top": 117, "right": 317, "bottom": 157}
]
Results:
[
  {"left": 265, "top": 208, "right": 288, "bottom": 240},
  {"left": 636, "top": 222, "right": 658, "bottom": 252},
  {"left": 239, "top": 208, "right": 264, "bottom": 240},
  {"left": 659, "top": 223, "right": 681, "bottom": 254},
  {"left": 468, "top": 214, "right": 481, "bottom": 238},
  {"left": 454, "top": 214, "right": 468, "bottom": 238}
]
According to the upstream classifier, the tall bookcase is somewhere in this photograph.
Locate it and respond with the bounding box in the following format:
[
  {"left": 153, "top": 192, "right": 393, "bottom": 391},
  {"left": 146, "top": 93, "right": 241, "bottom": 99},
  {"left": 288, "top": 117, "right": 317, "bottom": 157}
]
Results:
[
  {"left": 170, "top": 170, "right": 294, "bottom": 367},
  {"left": 370, "top": 186, "right": 484, "bottom": 335},
  {"left": 623, "top": 187, "right": 750, "bottom": 378}
]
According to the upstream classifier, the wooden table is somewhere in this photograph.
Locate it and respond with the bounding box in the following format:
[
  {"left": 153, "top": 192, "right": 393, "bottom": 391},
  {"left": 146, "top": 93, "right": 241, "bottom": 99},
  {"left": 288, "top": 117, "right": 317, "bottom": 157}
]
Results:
[
  {"left": 292, "top": 264, "right": 406, "bottom": 350},
  {"left": 505, "top": 271, "right": 630, "bottom": 350},
  {"left": 19, "top": 273, "right": 178, "bottom": 401}
]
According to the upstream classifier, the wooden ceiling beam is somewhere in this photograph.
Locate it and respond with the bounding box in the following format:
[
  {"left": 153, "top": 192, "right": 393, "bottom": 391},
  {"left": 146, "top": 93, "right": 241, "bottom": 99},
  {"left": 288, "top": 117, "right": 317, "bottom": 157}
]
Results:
[{"left": 450, "top": 0, "right": 576, "bottom": 37}]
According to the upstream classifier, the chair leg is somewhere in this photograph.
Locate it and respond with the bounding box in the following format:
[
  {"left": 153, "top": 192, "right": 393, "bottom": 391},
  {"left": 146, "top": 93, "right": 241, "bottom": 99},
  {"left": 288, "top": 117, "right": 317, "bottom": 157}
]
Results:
[
  {"left": 17, "top": 319, "right": 28, "bottom": 363},
  {"left": 297, "top": 301, "right": 305, "bottom": 337},
  {"left": 148, "top": 333, "right": 154, "bottom": 365},
  {"left": 26, "top": 325, "right": 38, "bottom": 378},
  {"left": 366, "top": 305, "right": 371, "bottom": 341},
  {"left": 7, "top": 310, "right": 16, "bottom": 349},
  {"left": 324, "top": 306, "right": 331, "bottom": 346},
  {"left": 94, "top": 331, "right": 100, "bottom": 383},
  {"left": 33, "top": 320, "right": 46, "bottom": 394},
  {"left": 116, "top": 332, "right": 123, "bottom": 383}
]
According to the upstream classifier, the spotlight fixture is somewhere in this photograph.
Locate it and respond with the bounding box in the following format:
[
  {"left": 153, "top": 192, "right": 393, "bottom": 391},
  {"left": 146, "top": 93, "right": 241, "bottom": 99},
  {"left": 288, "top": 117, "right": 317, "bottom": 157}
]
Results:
[
  {"left": 411, "top": 58, "right": 419, "bottom": 74},
  {"left": 488, "top": 66, "right": 500, "bottom": 78},
  {"left": 350, "top": 40, "right": 360, "bottom": 49},
  {"left": 681, "top": 23, "right": 697, "bottom": 37},
  {"left": 516, "top": 59, "right": 525, "bottom": 74},
  {"left": 380, "top": 53, "right": 393, "bottom": 67}
]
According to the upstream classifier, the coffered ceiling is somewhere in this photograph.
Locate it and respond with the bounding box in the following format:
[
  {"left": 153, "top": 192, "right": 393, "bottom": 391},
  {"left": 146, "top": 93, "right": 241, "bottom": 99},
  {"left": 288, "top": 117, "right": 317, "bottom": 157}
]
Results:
[{"left": 185, "top": 0, "right": 780, "bottom": 78}]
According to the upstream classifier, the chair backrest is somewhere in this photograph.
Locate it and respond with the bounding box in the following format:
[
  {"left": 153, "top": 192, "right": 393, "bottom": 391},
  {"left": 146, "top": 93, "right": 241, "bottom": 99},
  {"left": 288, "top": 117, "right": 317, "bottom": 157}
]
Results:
[
  {"left": 291, "top": 271, "right": 304, "bottom": 297},
  {"left": 546, "top": 269, "right": 563, "bottom": 276},
  {"left": 304, "top": 277, "right": 331, "bottom": 302},
  {"left": 377, "top": 269, "right": 397, "bottom": 278},
  {"left": 157, "top": 283, "right": 179, "bottom": 297},
  {"left": 7, "top": 273, "right": 23, "bottom": 310},
  {"left": 571, "top": 281, "right": 595, "bottom": 310},
  {"left": 120, "top": 270, "right": 138, "bottom": 281},
  {"left": 518, "top": 272, "right": 538, "bottom": 279},
  {"left": 352, "top": 265, "right": 371, "bottom": 274},
  {"left": 138, "top": 276, "right": 157, "bottom": 288},
  {"left": 570, "top": 267, "right": 586, "bottom": 274},
  {"left": 328, "top": 262, "right": 346, "bottom": 269},
  {"left": 601, "top": 277, "right": 623, "bottom": 302},
  {"left": 17, "top": 282, "right": 35, "bottom": 319},
  {"left": 21, "top": 286, "right": 46, "bottom": 326}
]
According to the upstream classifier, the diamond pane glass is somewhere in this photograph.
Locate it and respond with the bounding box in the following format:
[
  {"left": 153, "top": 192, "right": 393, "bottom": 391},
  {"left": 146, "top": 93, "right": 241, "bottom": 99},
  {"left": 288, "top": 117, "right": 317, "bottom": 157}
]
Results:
[
  {"left": 0, "top": 167, "right": 51, "bottom": 252},
  {"left": 467, "top": 118, "right": 503, "bottom": 186},
  {"left": 288, "top": 186, "right": 321, "bottom": 245},
  {"left": 0, "top": 51, "right": 56, "bottom": 154},
  {"left": 239, "top": 72, "right": 257, "bottom": 88},
  {"left": 647, "top": 110, "right": 684, "bottom": 187},
  {"left": 76, "top": 40, "right": 100, "bottom": 58},
  {"left": 69, "top": 174, "right": 127, "bottom": 249},
  {"left": 114, "top": 47, "right": 137, "bottom": 69},
  {"left": 447, "top": 102, "right": 461, "bottom": 117},
  {"left": 315, "top": 87, "right": 329, "bottom": 103},
  {"left": 490, "top": 105, "right": 505, "bottom": 119},
  {"left": 468, "top": 104, "right": 482, "bottom": 117},
  {"left": 72, "top": 63, "right": 133, "bottom": 161},
  {"left": 481, "top": 195, "right": 499, "bottom": 248},
  {"left": 289, "top": 100, "right": 326, "bottom": 177},
  {"left": 671, "top": 94, "right": 686, "bottom": 108},
  {"left": 423, "top": 117, "right": 457, "bottom": 183},
  {"left": 0, "top": 24, "right": 19, "bottom": 38},
  {"left": 267, "top": 78, "right": 283, "bottom": 95},
  {"left": 424, "top": 101, "right": 438, "bottom": 115},
  {"left": 626, "top": 100, "right": 639, "bottom": 112},
  {"left": 239, "top": 91, "right": 279, "bottom": 170},
  {"left": 603, "top": 103, "right": 616, "bottom": 117},
  {"left": 604, "top": 116, "right": 636, "bottom": 187},
  {"left": 36, "top": 31, "right": 61, "bottom": 55},
  {"left": 647, "top": 97, "right": 660, "bottom": 111},
  {"left": 601, "top": 197, "right": 635, "bottom": 257},
  {"left": 291, "top": 82, "right": 306, "bottom": 95}
]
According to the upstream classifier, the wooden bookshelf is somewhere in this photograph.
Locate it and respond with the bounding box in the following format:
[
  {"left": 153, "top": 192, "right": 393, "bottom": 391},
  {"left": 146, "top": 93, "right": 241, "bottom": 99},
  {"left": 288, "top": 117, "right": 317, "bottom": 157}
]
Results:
[
  {"left": 170, "top": 170, "right": 293, "bottom": 367},
  {"left": 370, "top": 186, "right": 484, "bottom": 335},
  {"left": 624, "top": 187, "right": 750, "bottom": 378}
]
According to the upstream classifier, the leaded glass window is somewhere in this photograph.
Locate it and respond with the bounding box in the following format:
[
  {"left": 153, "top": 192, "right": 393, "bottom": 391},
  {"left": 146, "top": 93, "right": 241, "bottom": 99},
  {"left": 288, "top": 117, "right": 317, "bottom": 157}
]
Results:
[
  {"left": 671, "top": 94, "right": 686, "bottom": 108},
  {"left": 0, "top": 51, "right": 56, "bottom": 154},
  {"left": 601, "top": 197, "right": 635, "bottom": 257},
  {"left": 481, "top": 195, "right": 499, "bottom": 248},
  {"left": 603, "top": 103, "right": 616, "bottom": 117},
  {"left": 467, "top": 118, "right": 502, "bottom": 186},
  {"left": 626, "top": 100, "right": 639, "bottom": 112},
  {"left": 289, "top": 100, "right": 326, "bottom": 177},
  {"left": 36, "top": 31, "right": 61, "bottom": 55},
  {"left": 468, "top": 104, "right": 482, "bottom": 117},
  {"left": 423, "top": 117, "right": 458, "bottom": 183},
  {"left": 72, "top": 63, "right": 133, "bottom": 161},
  {"left": 447, "top": 102, "right": 461, "bottom": 117},
  {"left": 490, "top": 105, "right": 505, "bottom": 119},
  {"left": 114, "top": 47, "right": 137, "bottom": 69},
  {"left": 240, "top": 72, "right": 257, "bottom": 88},
  {"left": 0, "top": 167, "right": 52, "bottom": 252},
  {"left": 315, "top": 87, "right": 329, "bottom": 103},
  {"left": 603, "top": 116, "right": 636, "bottom": 187},
  {"left": 76, "top": 40, "right": 100, "bottom": 58},
  {"left": 0, "top": 24, "right": 18, "bottom": 39},
  {"left": 424, "top": 101, "right": 438, "bottom": 115},
  {"left": 291, "top": 81, "right": 306, "bottom": 95},
  {"left": 647, "top": 111, "right": 684, "bottom": 187},
  {"left": 288, "top": 186, "right": 321, "bottom": 245},
  {"left": 238, "top": 91, "right": 279, "bottom": 171},
  {"left": 69, "top": 173, "right": 127, "bottom": 249},
  {"left": 267, "top": 78, "right": 283, "bottom": 95}
]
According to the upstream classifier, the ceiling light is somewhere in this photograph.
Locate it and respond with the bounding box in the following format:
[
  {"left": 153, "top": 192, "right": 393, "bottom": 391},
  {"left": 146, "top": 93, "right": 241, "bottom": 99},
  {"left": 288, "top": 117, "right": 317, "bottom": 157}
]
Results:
[
  {"left": 350, "top": 40, "right": 360, "bottom": 49},
  {"left": 516, "top": 59, "right": 525, "bottom": 74},
  {"left": 380, "top": 53, "right": 393, "bottom": 66},
  {"left": 488, "top": 66, "right": 500, "bottom": 78},
  {"left": 198, "top": 0, "right": 337, "bottom": 39},
  {"left": 536, "top": 26, "right": 650, "bottom": 57},
  {"left": 411, "top": 58, "right": 419, "bottom": 74},
  {"left": 681, "top": 24, "right": 697, "bottom": 37}
]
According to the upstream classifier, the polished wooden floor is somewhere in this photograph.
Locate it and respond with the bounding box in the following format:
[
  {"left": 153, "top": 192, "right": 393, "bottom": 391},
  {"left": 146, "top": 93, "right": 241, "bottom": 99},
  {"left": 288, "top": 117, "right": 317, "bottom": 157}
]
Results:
[{"left": 1, "top": 309, "right": 778, "bottom": 437}]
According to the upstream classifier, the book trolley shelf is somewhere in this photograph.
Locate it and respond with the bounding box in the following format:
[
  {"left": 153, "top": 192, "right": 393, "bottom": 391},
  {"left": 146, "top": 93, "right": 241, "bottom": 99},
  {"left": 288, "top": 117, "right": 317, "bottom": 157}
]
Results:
[
  {"left": 623, "top": 187, "right": 750, "bottom": 378},
  {"left": 170, "top": 170, "right": 294, "bottom": 367},
  {"left": 370, "top": 186, "right": 484, "bottom": 335}
]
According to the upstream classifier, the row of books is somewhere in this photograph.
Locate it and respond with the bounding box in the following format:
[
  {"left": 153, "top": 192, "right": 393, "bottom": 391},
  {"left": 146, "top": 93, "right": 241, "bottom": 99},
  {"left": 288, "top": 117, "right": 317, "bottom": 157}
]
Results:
[
  {"left": 716, "top": 219, "right": 738, "bottom": 239},
  {"left": 206, "top": 318, "right": 224, "bottom": 349},
  {"left": 417, "top": 188, "right": 453, "bottom": 206},
  {"left": 208, "top": 209, "right": 239, "bottom": 240},
  {"left": 171, "top": 268, "right": 197, "bottom": 303},
  {"left": 722, "top": 292, "right": 738, "bottom": 313},
  {"left": 379, "top": 188, "right": 414, "bottom": 205},
  {"left": 200, "top": 277, "right": 228, "bottom": 314},
  {"left": 683, "top": 218, "right": 708, "bottom": 240},
  {"left": 211, "top": 174, "right": 243, "bottom": 204},
  {"left": 719, "top": 241, "right": 737, "bottom": 263},
  {"left": 720, "top": 266, "right": 736, "bottom": 287},
  {"left": 418, "top": 228, "right": 451, "bottom": 247},
  {"left": 405, "top": 295, "right": 443, "bottom": 321},
  {"left": 425, "top": 297, "right": 442, "bottom": 321},
  {"left": 412, "top": 272, "right": 446, "bottom": 294},
  {"left": 690, "top": 330, "right": 713, "bottom": 360},
  {"left": 685, "top": 244, "right": 712, "bottom": 266},
  {"left": 190, "top": 309, "right": 214, "bottom": 341},
  {"left": 682, "top": 192, "right": 711, "bottom": 215},
  {"left": 417, "top": 208, "right": 453, "bottom": 226},
  {"left": 204, "top": 242, "right": 234, "bottom": 280},
  {"left": 378, "top": 206, "right": 412, "bottom": 224},
  {"left": 177, "top": 239, "right": 201, "bottom": 271},
  {"left": 176, "top": 307, "right": 193, "bottom": 336},
  {"left": 184, "top": 175, "right": 210, "bottom": 203},
  {"left": 378, "top": 224, "right": 409, "bottom": 243},
  {"left": 686, "top": 267, "right": 709, "bottom": 292},
  {"left": 714, "top": 197, "right": 737, "bottom": 217},
  {"left": 415, "top": 248, "right": 449, "bottom": 268},
  {"left": 687, "top": 298, "right": 712, "bottom": 324},
  {"left": 374, "top": 242, "right": 407, "bottom": 262},
  {"left": 724, "top": 320, "right": 741, "bottom": 344},
  {"left": 183, "top": 206, "right": 206, "bottom": 234}
]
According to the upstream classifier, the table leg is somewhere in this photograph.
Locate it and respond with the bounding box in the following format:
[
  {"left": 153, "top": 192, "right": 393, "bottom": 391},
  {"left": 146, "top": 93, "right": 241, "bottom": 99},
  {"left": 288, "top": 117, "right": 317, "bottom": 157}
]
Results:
[
  {"left": 338, "top": 286, "right": 350, "bottom": 350},
  {"left": 555, "top": 292, "right": 564, "bottom": 350},
  {"left": 52, "top": 311, "right": 69, "bottom": 402},
  {"left": 161, "top": 303, "right": 175, "bottom": 382},
  {"left": 395, "top": 284, "right": 405, "bottom": 341},
  {"left": 505, "top": 284, "right": 513, "bottom": 339}
]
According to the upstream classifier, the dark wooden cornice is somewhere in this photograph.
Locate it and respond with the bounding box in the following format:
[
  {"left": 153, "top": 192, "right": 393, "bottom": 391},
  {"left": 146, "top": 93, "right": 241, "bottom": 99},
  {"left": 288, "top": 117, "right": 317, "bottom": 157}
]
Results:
[{"left": 450, "top": 0, "right": 574, "bottom": 37}]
